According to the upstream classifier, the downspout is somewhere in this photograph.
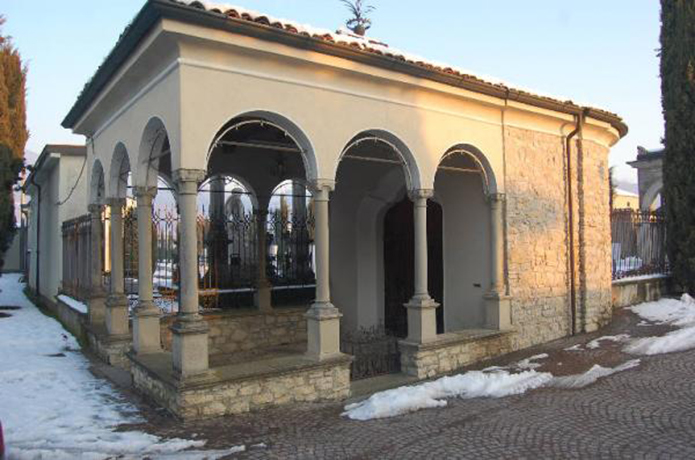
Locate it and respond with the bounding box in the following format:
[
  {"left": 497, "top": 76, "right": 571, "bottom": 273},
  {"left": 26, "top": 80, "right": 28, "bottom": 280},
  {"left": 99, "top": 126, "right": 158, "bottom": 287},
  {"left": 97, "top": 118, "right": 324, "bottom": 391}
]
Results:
[
  {"left": 29, "top": 171, "right": 42, "bottom": 297},
  {"left": 566, "top": 109, "right": 586, "bottom": 335}
]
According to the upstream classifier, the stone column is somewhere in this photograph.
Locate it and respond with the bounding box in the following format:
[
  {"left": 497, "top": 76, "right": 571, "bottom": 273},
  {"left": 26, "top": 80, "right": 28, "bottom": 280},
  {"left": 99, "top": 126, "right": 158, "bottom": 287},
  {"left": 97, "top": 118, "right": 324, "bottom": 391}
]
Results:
[
  {"left": 132, "top": 186, "right": 161, "bottom": 355},
  {"left": 171, "top": 169, "right": 209, "bottom": 378},
  {"left": 484, "top": 193, "right": 512, "bottom": 330},
  {"left": 305, "top": 180, "right": 342, "bottom": 361},
  {"left": 254, "top": 210, "right": 272, "bottom": 312},
  {"left": 88, "top": 204, "right": 107, "bottom": 327},
  {"left": 105, "top": 198, "right": 129, "bottom": 336},
  {"left": 404, "top": 190, "right": 439, "bottom": 343}
]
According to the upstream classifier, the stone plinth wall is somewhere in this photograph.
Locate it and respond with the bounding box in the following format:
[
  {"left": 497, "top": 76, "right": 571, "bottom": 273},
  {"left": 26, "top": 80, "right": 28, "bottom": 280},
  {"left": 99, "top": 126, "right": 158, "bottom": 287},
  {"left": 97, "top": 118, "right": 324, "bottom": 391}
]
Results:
[
  {"left": 504, "top": 127, "right": 612, "bottom": 350},
  {"left": 400, "top": 331, "right": 514, "bottom": 379},
  {"left": 130, "top": 354, "right": 352, "bottom": 419},
  {"left": 160, "top": 307, "right": 307, "bottom": 355},
  {"left": 612, "top": 276, "right": 672, "bottom": 309},
  {"left": 53, "top": 296, "right": 87, "bottom": 341},
  {"left": 86, "top": 328, "right": 132, "bottom": 369}
]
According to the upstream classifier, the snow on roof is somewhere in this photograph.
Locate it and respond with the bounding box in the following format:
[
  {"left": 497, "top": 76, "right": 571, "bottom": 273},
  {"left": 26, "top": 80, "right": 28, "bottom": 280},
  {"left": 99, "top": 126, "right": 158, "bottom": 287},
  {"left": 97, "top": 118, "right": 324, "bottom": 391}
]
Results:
[{"left": 173, "top": 0, "right": 618, "bottom": 117}]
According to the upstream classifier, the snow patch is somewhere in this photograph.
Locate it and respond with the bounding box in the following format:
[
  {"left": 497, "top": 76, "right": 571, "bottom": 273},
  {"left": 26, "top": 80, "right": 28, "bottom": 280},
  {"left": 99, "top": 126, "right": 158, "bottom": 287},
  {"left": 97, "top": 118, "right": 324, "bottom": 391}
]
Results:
[
  {"left": 550, "top": 360, "right": 641, "bottom": 389},
  {"left": 0, "top": 274, "right": 244, "bottom": 459},
  {"left": 515, "top": 353, "right": 549, "bottom": 370},
  {"left": 625, "top": 294, "right": 695, "bottom": 356},
  {"left": 56, "top": 294, "right": 88, "bottom": 314},
  {"left": 564, "top": 344, "right": 583, "bottom": 352},
  {"left": 586, "top": 334, "right": 630, "bottom": 349},
  {"left": 343, "top": 370, "right": 553, "bottom": 420},
  {"left": 343, "top": 356, "right": 641, "bottom": 421}
]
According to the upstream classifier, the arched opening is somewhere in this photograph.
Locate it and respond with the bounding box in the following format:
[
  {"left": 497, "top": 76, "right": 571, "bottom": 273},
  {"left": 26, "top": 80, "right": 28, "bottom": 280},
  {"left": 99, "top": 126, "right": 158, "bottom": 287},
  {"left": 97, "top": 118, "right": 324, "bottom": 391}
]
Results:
[
  {"left": 203, "top": 114, "right": 315, "bottom": 311},
  {"left": 434, "top": 146, "right": 494, "bottom": 332},
  {"left": 382, "top": 196, "right": 444, "bottom": 338},
  {"left": 332, "top": 131, "right": 422, "bottom": 378}
]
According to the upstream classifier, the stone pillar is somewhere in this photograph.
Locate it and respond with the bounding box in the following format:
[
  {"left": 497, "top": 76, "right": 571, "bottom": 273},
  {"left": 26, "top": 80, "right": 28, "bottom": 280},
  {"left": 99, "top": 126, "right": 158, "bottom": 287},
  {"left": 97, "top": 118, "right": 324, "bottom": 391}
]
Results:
[
  {"left": 88, "top": 204, "right": 107, "bottom": 327},
  {"left": 404, "top": 190, "right": 439, "bottom": 343},
  {"left": 132, "top": 186, "right": 161, "bottom": 355},
  {"left": 254, "top": 210, "right": 272, "bottom": 312},
  {"left": 105, "top": 198, "right": 129, "bottom": 336},
  {"left": 305, "top": 180, "right": 342, "bottom": 361},
  {"left": 171, "top": 169, "right": 209, "bottom": 378},
  {"left": 484, "top": 193, "right": 512, "bottom": 330}
]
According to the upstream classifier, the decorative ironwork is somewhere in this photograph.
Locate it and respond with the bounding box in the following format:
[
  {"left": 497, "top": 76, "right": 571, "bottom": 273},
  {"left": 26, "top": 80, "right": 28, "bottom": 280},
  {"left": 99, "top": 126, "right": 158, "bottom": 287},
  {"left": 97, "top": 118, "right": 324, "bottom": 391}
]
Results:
[
  {"left": 611, "top": 209, "right": 668, "bottom": 279},
  {"left": 61, "top": 214, "right": 98, "bottom": 301},
  {"left": 341, "top": 325, "right": 401, "bottom": 380}
]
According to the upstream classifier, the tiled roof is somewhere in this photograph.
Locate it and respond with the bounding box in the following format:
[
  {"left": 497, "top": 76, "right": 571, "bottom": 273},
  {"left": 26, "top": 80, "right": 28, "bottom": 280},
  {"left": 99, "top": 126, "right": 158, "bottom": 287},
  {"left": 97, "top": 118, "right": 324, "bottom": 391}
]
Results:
[
  {"left": 173, "top": 0, "right": 625, "bottom": 128},
  {"left": 63, "top": 0, "right": 627, "bottom": 136}
]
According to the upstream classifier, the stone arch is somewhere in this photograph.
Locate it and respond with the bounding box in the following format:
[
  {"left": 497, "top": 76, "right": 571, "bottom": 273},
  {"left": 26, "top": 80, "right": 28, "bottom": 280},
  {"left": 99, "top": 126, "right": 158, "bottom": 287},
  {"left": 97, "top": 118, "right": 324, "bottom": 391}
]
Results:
[
  {"left": 205, "top": 110, "right": 318, "bottom": 184},
  {"left": 437, "top": 144, "right": 498, "bottom": 195},
  {"left": 136, "top": 117, "right": 171, "bottom": 189},
  {"left": 90, "top": 159, "right": 106, "bottom": 205},
  {"left": 335, "top": 129, "right": 422, "bottom": 191},
  {"left": 642, "top": 180, "right": 663, "bottom": 211},
  {"left": 108, "top": 142, "right": 132, "bottom": 199}
]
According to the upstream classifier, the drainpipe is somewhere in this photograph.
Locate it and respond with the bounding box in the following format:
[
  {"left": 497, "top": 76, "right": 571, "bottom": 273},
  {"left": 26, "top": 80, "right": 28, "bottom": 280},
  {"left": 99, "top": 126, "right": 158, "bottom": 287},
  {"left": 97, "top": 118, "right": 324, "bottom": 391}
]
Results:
[
  {"left": 566, "top": 109, "right": 586, "bottom": 335},
  {"left": 29, "top": 170, "right": 42, "bottom": 297}
]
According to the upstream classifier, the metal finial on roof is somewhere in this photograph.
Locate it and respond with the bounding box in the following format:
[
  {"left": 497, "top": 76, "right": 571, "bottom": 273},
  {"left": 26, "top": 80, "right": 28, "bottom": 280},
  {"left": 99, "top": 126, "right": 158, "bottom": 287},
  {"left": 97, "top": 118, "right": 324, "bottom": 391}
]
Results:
[{"left": 341, "top": 0, "right": 375, "bottom": 36}]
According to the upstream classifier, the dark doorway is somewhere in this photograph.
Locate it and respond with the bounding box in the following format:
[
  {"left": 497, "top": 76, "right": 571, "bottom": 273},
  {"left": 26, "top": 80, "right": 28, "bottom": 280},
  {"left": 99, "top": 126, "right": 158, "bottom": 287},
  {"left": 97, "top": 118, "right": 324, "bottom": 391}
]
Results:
[{"left": 383, "top": 195, "right": 444, "bottom": 338}]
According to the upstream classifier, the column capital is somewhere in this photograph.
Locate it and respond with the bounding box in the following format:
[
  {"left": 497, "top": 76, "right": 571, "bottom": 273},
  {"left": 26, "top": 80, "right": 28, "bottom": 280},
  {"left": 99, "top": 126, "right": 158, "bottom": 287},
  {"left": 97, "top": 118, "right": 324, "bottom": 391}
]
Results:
[
  {"left": 133, "top": 185, "right": 158, "bottom": 200},
  {"left": 106, "top": 197, "right": 126, "bottom": 208},
  {"left": 487, "top": 192, "right": 506, "bottom": 204},
  {"left": 408, "top": 189, "right": 434, "bottom": 202},
  {"left": 173, "top": 168, "right": 206, "bottom": 185},
  {"left": 309, "top": 179, "right": 336, "bottom": 194},
  {"left": 88, "top": 203, "right": 104, "bottom": 215}
]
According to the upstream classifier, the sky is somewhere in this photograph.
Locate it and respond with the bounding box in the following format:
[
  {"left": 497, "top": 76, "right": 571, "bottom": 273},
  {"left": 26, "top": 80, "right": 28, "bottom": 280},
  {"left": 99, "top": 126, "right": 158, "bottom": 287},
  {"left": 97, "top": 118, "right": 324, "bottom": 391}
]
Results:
[{"left": 2, "top": 0, "right": 662, "bottom": 184}]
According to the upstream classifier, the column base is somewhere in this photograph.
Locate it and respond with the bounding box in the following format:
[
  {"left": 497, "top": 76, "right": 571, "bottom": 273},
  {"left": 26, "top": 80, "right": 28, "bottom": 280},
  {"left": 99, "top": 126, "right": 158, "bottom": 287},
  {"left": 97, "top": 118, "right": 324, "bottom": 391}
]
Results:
[
  {"left": 484, "top": 292, "right": 512, "bottom": 331},
  {"left": 404, "top": 295, "right": 440, "bottom": 344},
  {"left": 88, "top": 289, "right": 108, "bottom": 327},
  {"left": 106, "top": 294, "right": 130, "bottom": 336},
  {"left": 133, "top": 301, "right": 162, "bottom": 355},
  {"left": 171, "top": 318, "right": 210, "bottom": 379},
  {"left": 255, "top": 280, "right": 272, "bottom": 313},
  {"left": 305, "top": 302, "right": 342, "bottom": 361}
]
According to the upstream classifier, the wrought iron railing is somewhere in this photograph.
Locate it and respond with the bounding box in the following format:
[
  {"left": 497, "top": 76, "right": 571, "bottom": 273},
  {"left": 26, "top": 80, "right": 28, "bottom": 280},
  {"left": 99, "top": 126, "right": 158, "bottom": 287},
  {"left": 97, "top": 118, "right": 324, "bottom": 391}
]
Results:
[
  {"left": 341, "top": 325, "right": 401, "bottom": 380},
  {"left": 611, "top": 209, "right": 668, "bottom": 280},
  {"left": 61, "top": 214, "right": 99, "bottom": 301}
]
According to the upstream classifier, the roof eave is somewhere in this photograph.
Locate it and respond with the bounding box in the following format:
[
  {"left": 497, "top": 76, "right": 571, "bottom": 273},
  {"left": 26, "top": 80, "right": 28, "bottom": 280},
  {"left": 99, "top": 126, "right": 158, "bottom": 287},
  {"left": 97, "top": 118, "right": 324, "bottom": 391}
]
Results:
[{"left": 63, "top": 0, "right": 628, "bottom": 138}]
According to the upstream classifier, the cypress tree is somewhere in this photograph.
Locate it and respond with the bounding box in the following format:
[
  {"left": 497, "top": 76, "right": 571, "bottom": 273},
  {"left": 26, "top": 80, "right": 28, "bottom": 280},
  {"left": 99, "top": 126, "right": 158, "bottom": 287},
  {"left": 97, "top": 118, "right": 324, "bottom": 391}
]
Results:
[
  {"left": 660, "top": 1, "right": 695, "bottom": 293},
  {"left": 0, "top": 16, "right": 28, "bottom": 274}
]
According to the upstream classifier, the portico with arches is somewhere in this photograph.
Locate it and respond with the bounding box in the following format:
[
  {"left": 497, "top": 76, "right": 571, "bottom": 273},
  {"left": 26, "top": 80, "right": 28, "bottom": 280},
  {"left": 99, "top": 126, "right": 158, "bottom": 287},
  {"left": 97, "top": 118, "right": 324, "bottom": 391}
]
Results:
[{"left": 63, "top": 0, "right": 626, "bottom": 419}]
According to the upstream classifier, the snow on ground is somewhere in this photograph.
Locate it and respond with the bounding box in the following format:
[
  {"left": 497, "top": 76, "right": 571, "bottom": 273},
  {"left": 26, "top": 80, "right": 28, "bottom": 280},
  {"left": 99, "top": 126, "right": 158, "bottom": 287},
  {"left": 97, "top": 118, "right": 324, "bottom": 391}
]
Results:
[
  {"left": 564, "top": 344, "right": 583, "bottom": 352},
  {"left": 551, "top": 360, "right": 641, "bottom": 389},
  {"left": 343, "top": 355, "right": 640, "bottom": 421},
  {"left": 624, "top": 294, "right": 695, "bottom": 356},
  {"left": 0, "top": 274, "right": 242, "bottom": 460},
  {"left": 56, "top": 294, "right": 88, "bottom": 314},
  {"left": 515, "top": 353, "right": 549, "bottom": 370},
  {"left": 586, "top": 334, "right": 631, "bottom": 349}
]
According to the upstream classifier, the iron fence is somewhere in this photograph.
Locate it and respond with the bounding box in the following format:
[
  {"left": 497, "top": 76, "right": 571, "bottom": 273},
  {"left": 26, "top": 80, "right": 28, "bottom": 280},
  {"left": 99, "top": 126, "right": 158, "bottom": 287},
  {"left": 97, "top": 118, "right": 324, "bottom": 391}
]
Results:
[
  {"left": 341, "top": 325, "right": 401, "bottom": 380},
  {"left": 62, "top": 205, "right": 316, "bottom": 310},
  {"left": 61, "top": 214, "right": 99, "bottom": 301},
  {"left": 611, "top": 209, "right": 668, "bottom": 280}
]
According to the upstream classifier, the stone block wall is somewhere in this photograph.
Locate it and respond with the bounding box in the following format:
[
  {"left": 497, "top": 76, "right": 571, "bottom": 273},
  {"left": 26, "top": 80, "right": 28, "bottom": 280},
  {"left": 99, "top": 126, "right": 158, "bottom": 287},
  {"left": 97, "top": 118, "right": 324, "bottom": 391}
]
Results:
[
  {"left": 160, "top": 307, "right": 307, "bottom": 355},
  {"left": 400, "top": 331, "right": 514, "bottom": 379},
  {"left": 578, "top": 140, "right": 613, "bottom": 331},
  {"left": 503, "top": 126, "right": 613, "bottom": 350},
  {"left": 131, "top": 355, "right": 352, "bottom": 419}
]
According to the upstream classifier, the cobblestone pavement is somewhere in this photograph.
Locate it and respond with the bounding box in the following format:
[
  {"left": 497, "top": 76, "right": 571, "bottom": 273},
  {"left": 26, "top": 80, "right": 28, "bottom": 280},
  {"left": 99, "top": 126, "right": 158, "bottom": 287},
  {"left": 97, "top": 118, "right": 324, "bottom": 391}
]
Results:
[{"left": 116, "top": 309, "right": 695, "bottom": 459}]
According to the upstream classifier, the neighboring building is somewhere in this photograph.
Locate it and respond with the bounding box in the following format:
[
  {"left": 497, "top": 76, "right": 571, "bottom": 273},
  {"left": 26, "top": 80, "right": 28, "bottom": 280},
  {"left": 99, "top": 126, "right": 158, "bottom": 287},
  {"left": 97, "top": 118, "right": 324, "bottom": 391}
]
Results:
[
  {"left": 613, "top": 188, "right": 639, "bottom": 210},
  {"left": 58, "top": 0, "right": 627, "bottom": 419},
  {"left": 629, "top": 146, "right": 664, "bottom": 211},
  {"left": 24, "top": 144, "right": 87, "bottom": 300}
]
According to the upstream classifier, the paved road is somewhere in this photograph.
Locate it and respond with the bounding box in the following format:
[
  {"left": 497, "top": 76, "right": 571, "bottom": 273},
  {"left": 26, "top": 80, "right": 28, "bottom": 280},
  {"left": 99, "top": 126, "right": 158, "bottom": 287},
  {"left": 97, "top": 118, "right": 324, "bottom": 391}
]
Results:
[{"left": 123, "top": 309, "right": 695, "bottom": 459}]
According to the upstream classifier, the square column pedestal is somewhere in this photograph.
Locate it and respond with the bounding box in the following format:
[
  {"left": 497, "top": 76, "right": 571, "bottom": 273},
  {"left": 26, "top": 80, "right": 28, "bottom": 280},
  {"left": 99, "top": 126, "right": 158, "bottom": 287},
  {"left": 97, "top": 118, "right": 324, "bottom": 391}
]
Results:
[
  {"left": 171, "top": 319, "right": 210, "bottom": 378},
  {"left": 105, "top": 294, "right": 130, "bottom": 337},
  {"left": 404, "top": 295, "right": 440, "bottom": 343},
  {"left": 484, "top": 292, "right": 513, "bottom": 331},
  {"left": 305, "top": 303, "right": 342, "bottom": 361},
  {"left": 88, "top": 290, "right": 108, "bottom": 327}
]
